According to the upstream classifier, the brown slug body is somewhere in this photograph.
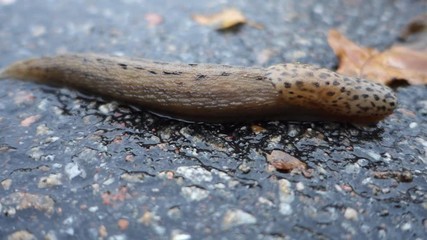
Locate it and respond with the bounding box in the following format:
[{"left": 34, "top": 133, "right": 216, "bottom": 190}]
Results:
[{"left": 0, "top": 54, "right": 396, "bottom": 123}]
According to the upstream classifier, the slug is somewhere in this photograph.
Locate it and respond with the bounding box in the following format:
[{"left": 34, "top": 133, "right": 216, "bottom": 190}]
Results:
[{"left": 0, "top": 54, "right": 396, "bottom": 123}]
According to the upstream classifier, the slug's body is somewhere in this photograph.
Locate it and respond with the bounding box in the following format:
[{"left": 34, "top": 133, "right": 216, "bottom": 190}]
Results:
[{"left": 0, "top": 54, "right": 396, "bottom": 123}]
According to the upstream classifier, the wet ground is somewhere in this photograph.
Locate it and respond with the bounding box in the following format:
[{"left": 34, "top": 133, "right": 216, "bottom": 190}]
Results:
[{"left": 0, "top": 0, "right": 426, "bottom": 239}]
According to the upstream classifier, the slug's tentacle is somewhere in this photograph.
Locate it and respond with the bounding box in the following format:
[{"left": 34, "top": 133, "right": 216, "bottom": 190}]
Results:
[{"left": 0, "top": 54, "right": 396, "bottom": 123}]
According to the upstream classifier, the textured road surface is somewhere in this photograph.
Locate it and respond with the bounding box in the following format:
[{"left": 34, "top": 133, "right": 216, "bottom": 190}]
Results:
[{"left": 0, "top": 0, "right": 426, "bottom": 239}]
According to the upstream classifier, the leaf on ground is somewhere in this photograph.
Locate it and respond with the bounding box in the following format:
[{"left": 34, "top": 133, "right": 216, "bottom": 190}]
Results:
[
  {"left": 328, "top": 27, "right": 427, "bottom": 85},
  {"left": 192, "top": 8, "right": 247, "bottom": 30}
]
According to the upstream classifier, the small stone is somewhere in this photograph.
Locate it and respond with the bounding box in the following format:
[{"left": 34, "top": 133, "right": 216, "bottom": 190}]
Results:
[
  {"left": 170, "top": 230, "right": 191, "bottom": 240},
  {"left": 98, "top": 225, "right": 108, "bottom": 238},
  {"left": 266, "top": 150, "right": 306, "bottom": 172},
  {"left": 65, "top": 162, "right": 86, "bottom": 180},
  {"left": 98, "top": 102, "right": 117, "bottom": 115},
  {"left": 296, "top": 182, "right": 305, "bottom": 191},
  {"left": 20, "top": 115, "right": 40, "bottom": 127},
  {"left": 401, "top": 222, "right": 412, "bottom": 231},
  {"left": 118, "top": 218, "right": 129, "bottom": 231},
  {"left": 7, "top": 230, "right": 36, "bottom": 240},
  {"left": 278, "top": 179, "right": 294, "bottom": 215},
  {"left": 344, "top": 207, "right": 358, "bottom": 221},
  {"left": 120, "top": 172, "right": 144, "bottom": 183},
  {"left": 181, "top": 186, "right": 209, "bottom": 201},
  {"left": 251, "top": 124, "right": 267, "bottom": 133},
  {"left": 167, "top": 206, "right": 182, "bottom": 220},
  {"left": 238, "top": 161, "right": 251, "bottom": 173},
  {"left": 44, "top": 230, "right": 58, "bottom": 240},
  {"left": 176, "top": 166, "right": 212, "bottom": 184},
  {"left": 222, "top": 209, "right": 257, "bottom": 230},
  {"left": 1, "top": 178, "right": 12, "bottom": 190},
  {"left": 30, "top": 25, "right": 46, "bottom": 37},
  {"left": 38, "top": 173, "right": 63, "bottom": 188},
  {"left": 1, "top": 192, "right": 55, "bottom": 215}
]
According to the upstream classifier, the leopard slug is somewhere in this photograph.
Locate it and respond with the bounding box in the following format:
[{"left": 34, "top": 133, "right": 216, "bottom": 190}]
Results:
[{"left": 0, "top": 54, "right": 396, "bottom": 123}]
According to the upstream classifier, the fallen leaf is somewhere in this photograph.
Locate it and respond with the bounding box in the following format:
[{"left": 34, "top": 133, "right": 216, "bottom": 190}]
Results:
[
  {"left": 266, "top": 150, "right": 307, "bottom": 172},
  {"left": 328, "top": 29, "right": 427, "bottom": 85},
  {"left": 192, "top": 8, "right": 246, "bottom": 30}
]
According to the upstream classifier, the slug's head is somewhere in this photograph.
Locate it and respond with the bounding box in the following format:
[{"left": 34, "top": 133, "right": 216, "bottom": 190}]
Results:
[{"left": 266, "top": 63, "right": 397, "bottom": 123}]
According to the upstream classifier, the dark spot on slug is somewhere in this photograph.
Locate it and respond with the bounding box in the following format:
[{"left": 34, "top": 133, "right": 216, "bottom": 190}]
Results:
[
  {"left": 384, "top": 93, "right": 394, "bottom": 99},
  {"left": 319, "top": 73, "right": 331, "bottom": 79},
  {"left": 312, "top": 82, "right": 320, "bottom": 88},
  {"left": 284, "top": 82, "right": 292, "bottom": 88},
  {"left": 289, "top": 91, "right": 294, "bottom": 94},
  {"left": 221, "top": 72, "right": 231, "bottom": 76},
  {"left": 135, "top": 66, "right": 145, "bottom": 70},
  {"left": 373, "top": 94, "right": 380, "bottom": 101},
  {"left": 355, "top": 86, "right": 362, "bottom": 90},
  {"left": 118, "top": 63, "right": 127, "bottom": 69},
  {"left": 333, "top": 80, "right": 340, "bottom": 86},
  {"left": 153, "top": 61, "right": 169, "bottom": 66},
  {"left": 295, "top": 81, "right": 304, "bottom": 87},
  {"left": 163, "top": 71, "right": 182, "bottom": 75},
  {"left": 366, "top": 87, "right": 374, "bottom": 92},
  {"left": 297, "top": 95, "right": 304, "bottom": 98},
  {"left": 389, "top": 102, "right": 395, "bottom": 106},
  {"left": 340, "top": 87, "right": 346, "bottom": 92},
  {"left": 188, "top": 63, "right": 198, "bottom": 67},
  {"left": 326, "top": 91, "right": 335, "bottom": 96},
  {"left": 352, "top": 95, "right": 359, "bottom": 100},
  {"left": 148, "top": 70, "right": 157, "bottom": 75},
  {"left": 325, "top": 81, "right": 330, "bottom": 85},
  {"left": 196, "top": 74, "right": 207, "bottom": 80},
  {"left": 256, "top": 76, "right": 264, "bottom": 80},
  {"left": 305, "top": 72, "right": 314, "bottom": 77},
  {"left": 362, "top": 94, "right": 369, "bottom": 98}
]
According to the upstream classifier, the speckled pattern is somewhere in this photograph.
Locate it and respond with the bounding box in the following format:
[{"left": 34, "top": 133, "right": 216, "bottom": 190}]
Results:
[
  {"left": 0, "top": 0, "right": 426, "bottom": 240},
  {"left": 267, "top": 64, "right": 397, "bottom": 122}
]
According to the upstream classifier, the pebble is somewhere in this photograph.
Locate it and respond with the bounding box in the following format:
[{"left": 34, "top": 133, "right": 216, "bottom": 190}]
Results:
[
  {"left": 181, "top": 186, "right": 209, "bottom": 201},
  {"left": 7, "top": 230, "right": 36, "bottom": 240},
  {"left": 344, "top": 207, "right": 358, "bottom": 221},
  {"left": 98, "top": 102, "right": 118, "bottom": 115},
  {"left": 1, "top": 192, "right": 55, "bottom": 215},
  {"left": 170, "top": 230, "right": 192, "bottom": 240},
  {"left": 176, "top": 166, "right": 212, "bottom": 184},
  {"left": 38, "top": 173, "right": 63, "bottom": 188},
  {"left": 120, "top": 172, "right": 145, "bottom": 183},
  {"left": 222, "top": 209, "right": 257, "bottom": 230},
  {"left": 1, "top": 178, "right": 12, "bottom": 190},
  {"left": 65, "top": 162, "right": 86, "bottom": 180},
  {"left": 98, "top": 225, "right": 108, "bottom": 238},
  {"left": 117, "top": 218, "right": 129, "bottom": 231},
  {"left": 278, "top": 179, "right": 295, "bottom": 216}
]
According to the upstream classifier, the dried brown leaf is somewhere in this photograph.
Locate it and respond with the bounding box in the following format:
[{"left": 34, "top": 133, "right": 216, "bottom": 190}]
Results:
[
  {"left": 192, "top": 8, "right": 246, "bottom": 30},
  {"left": 328, "top": 29, "right": 427, "bottom": 85}
]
